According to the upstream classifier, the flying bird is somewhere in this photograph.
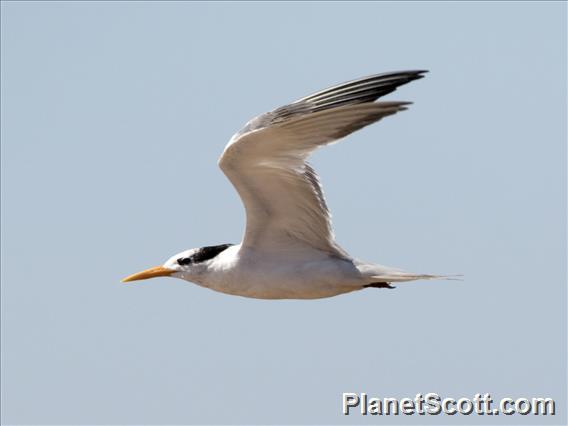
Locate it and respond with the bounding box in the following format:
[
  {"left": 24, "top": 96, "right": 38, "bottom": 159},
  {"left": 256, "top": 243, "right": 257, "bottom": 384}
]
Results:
[{"left": 123, "top": 70, "right": 455, "bottom": 299}]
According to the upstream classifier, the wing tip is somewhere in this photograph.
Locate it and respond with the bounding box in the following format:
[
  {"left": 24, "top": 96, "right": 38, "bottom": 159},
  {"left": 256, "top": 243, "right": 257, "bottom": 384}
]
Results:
[
  {"left": 378, "top": 69, "right": 429, "bottom": 78},
  {"left": 400, "top": 69, "right": 429, "bottom": 82},
  {"left": 403, "top": 69, "right": 429, "bottom": 75}
]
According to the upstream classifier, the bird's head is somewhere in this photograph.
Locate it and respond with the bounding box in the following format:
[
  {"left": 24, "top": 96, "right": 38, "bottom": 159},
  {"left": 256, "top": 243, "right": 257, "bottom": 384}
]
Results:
[{"left": 121, "top": 244, "right": 234, "bottom": 284}]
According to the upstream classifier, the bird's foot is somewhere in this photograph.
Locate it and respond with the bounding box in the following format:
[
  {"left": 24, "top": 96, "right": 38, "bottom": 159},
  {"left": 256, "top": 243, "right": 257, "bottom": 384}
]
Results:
[{"left": 364, "top": 282, "right": 396, "bottom": 289}]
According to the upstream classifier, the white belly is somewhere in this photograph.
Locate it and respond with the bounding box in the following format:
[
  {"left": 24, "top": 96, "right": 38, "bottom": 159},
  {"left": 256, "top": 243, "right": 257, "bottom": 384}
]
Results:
[{"left": 200, "top": 245, "right": 365, "bottom": 299}]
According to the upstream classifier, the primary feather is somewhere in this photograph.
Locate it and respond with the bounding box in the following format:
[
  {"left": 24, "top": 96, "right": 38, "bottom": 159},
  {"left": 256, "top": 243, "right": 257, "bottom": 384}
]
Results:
[{"left": 219, "top": 71, "right": 427, "bottom": 256}]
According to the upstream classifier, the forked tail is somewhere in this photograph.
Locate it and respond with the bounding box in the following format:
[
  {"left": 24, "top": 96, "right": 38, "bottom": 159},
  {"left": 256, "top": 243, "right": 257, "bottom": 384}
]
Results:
[
  {"left": 356, "top": 261, "right": 462, "bottom": 284},
  {"left": 369, "top": 272, "right": 463, "bottom": 283}
]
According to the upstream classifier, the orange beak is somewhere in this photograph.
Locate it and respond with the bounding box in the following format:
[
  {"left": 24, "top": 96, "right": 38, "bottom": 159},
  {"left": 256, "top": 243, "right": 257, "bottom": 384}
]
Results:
[{"left": 122, "top": 265, "right": 174, "bottom": 283}]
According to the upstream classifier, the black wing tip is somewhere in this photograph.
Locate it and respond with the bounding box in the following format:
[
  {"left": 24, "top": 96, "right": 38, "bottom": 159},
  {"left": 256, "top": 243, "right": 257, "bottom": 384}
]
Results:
[
  {"left": 343, "top": 69, "right": 429, "bottom": 91},
  {"left": 380, "top": 69, "right": 429, "bottom": 84},
  {"left": 394, "top": 69, "right": 429, "bottom": 81},
  {"left": 376, "top": 69, "right": 428, "bottom": 77},
  {"left": 409, "top": 70, "right": 429, "bottom": 79},
  {"left": 375, "top": 69, "right": 428, "bottom": 92},
  {"left": 398, "top": 69, "right": 429, "bottom": 75}
]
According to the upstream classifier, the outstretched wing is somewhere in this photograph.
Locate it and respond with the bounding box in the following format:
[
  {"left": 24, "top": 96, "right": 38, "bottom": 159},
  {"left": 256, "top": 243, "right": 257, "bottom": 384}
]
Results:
[{"left": 219, "top": 71, "right": 427, "bottom": 255}]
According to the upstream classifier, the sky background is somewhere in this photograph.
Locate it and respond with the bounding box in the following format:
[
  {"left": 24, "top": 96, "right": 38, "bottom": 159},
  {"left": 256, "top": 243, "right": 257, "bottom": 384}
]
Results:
[{"left": 1, "top": 2, "right": 566, "bottom": 425}]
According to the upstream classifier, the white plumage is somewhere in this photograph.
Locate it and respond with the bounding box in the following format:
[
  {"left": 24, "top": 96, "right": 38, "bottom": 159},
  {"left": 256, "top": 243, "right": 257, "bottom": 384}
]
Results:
[{"left": 123, "top": 71, "right": 457, "bottom": 299}]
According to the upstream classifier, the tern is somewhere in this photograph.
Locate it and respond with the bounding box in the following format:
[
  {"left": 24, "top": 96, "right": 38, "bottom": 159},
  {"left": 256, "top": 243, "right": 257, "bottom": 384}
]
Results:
[{"left": 123, "top": 70, "right": 455, "bottom": 299}]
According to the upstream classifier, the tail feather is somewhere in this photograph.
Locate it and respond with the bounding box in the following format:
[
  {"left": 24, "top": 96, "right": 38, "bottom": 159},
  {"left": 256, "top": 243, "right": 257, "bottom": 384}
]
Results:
[
  {"left": 369, "top": 273, "right": 463, "bottom": 283},
  {"left": 355, "top": 261, "right": 462, "bottom": 284}
]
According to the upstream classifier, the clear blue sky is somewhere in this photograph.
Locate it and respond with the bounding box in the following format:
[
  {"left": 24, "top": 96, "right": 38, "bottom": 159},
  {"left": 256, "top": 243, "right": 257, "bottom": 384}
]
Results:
[{"left": 1, "top": 1, "right": 566, "bottom": 425}]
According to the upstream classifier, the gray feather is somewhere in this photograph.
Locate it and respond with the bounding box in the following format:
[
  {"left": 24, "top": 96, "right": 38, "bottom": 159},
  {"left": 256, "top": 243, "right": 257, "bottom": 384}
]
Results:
[{"left": 237, "top": 70, "right": 427, "bottom": 137}]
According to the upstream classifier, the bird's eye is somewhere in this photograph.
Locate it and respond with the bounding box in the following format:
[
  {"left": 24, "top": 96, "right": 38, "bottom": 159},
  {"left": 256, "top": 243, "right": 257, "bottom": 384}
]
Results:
[{"left": 177, "top": 257, "right": 192, "bottom": 265}]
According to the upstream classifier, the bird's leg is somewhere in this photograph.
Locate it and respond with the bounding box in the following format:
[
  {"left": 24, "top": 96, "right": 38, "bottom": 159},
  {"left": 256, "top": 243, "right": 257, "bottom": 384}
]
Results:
[{"left": 364, "top": 282, "right": 396, "bottom": 289}]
